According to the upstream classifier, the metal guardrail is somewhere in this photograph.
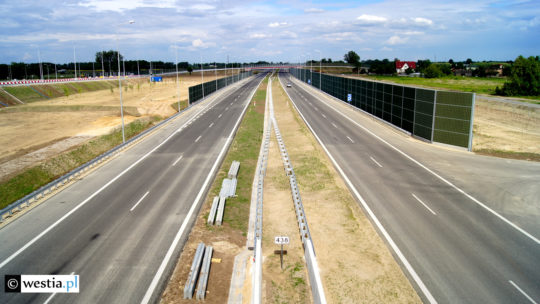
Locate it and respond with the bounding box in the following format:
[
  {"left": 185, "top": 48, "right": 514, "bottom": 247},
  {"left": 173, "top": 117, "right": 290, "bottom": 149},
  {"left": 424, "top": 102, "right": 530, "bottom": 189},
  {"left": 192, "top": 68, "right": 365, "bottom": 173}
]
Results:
[
  {"left": 184, "top": 242, "right": 206, "bottom": 299},
  {"left": 215, "top": 197, "right": 227, "bottom": 226},
  {"left": 208, "top": 196, "right": 220, "bottom": 225},
  {"left": 228, "top": 160, "right": 240, "bottom": 179},
  {"left": 0, "top": 76, "right": 248, "bottom": 224},
  {"left": 251, "top": 77, "right": 273, "bottom": 304},
  {"left": 271, "top": 75, "right": 327, "bottom": 303},
  {"left": 196, "top": 245, "right": 214, "bottom": 300}
]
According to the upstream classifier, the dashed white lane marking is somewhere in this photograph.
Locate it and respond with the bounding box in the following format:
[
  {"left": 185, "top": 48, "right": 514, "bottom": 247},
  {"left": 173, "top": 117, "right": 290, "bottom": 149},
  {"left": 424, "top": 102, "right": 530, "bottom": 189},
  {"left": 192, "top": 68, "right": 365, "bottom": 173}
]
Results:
[
  {"left": 412, "top": 193, "right": 437, "bottom": 215},
  {"left": 130, "top": 191, "right": 150, "bottom": 212},
  {"left": 370, "top": 156, "right": 383, "bottom": 168},
  {"left": 209, "top": 122, "right": 214, "bottom": 128},
  {"left": 172, "top": 155, "right": 183, "bottom": 166},
  {"left": 509, "top": 280, "right": 537, "bottom": 304},
  {"left": 195, "top": 135, "right": 202, "bottom": 143},
  {"left": 346, "top": 136, "right": 354, "bottom": 143}
]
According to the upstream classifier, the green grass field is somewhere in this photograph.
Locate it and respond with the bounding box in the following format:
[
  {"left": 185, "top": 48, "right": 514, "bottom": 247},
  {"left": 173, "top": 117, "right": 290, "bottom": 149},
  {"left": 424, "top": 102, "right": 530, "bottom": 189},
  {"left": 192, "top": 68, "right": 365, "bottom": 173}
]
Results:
[
  {"left": 1, "top": 80, "right": 137, "bottom": 103},
  {"left": 357, "top": 75, "right": 539, "bottom": 102},
  {"left": 363, "top": 75, "right": 505, "bottom": 94}
]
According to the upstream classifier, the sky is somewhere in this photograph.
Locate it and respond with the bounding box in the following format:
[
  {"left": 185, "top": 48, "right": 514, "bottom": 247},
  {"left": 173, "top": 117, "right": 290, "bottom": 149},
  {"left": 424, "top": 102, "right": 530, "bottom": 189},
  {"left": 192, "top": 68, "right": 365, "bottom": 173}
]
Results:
[{"left": 0, "top": 0, "right": 539, "bottom": 64}]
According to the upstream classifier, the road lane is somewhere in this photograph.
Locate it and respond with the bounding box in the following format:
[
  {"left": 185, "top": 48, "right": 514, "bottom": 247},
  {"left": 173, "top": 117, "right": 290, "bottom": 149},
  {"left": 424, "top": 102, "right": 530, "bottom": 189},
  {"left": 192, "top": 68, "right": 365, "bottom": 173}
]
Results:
[
  {"left": 279, "top": 73, "right": 540, "bottom": 304},
  {"left": 0, "top": 73, "right": 266, "bottom": 303}
]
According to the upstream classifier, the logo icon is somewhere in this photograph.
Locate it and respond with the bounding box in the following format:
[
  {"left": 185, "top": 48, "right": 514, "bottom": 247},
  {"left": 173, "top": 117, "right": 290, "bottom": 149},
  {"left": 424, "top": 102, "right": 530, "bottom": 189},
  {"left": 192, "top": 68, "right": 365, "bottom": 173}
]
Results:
[{"left": 5, "top": 275, "right": 21, "bottom": 293}]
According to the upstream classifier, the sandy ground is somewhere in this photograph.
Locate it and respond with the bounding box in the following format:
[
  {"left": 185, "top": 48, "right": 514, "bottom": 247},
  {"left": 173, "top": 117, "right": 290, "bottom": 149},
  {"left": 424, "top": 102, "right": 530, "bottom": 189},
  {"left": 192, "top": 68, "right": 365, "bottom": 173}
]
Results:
[
  {"left": 261, "top": 129, "right": 311, "bottom": 303},
  {"left": 0, "top": 74, "right": 225, "bottom": 180},
  {"left": 271, "top": 79, "right": 421, "bottom": 303},
  {"left": 473, "top": 97, "right": 540, "bottom": 153}
]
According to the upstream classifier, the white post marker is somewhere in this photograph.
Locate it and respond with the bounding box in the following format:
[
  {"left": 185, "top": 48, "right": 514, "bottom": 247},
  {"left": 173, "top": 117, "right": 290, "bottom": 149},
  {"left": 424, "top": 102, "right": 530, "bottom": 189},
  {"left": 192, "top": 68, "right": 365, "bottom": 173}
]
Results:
[{"left": 275, "top": 236, "right": 289, "bottom": 269}]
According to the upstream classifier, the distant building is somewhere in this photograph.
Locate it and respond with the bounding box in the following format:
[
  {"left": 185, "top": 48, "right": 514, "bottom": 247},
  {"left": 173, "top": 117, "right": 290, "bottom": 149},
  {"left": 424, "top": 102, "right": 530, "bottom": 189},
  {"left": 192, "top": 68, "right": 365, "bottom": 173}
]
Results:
[{"left": 395, "top": 61, "right": 417, "bottom": 74}]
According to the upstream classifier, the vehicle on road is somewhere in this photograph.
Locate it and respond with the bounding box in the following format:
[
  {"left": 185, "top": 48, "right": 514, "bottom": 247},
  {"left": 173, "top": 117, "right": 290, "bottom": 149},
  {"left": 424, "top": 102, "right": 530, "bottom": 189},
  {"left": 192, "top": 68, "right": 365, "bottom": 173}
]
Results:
[{"left": 286, "top": 83, "right": 292, "bottom": 87}]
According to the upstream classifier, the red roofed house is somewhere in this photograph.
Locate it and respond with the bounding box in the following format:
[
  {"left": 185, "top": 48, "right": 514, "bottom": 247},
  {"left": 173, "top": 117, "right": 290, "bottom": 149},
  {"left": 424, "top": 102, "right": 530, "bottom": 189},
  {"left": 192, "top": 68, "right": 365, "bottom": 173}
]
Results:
[{"left": 396, "top": 61, "right": 417, "bottom": 74}]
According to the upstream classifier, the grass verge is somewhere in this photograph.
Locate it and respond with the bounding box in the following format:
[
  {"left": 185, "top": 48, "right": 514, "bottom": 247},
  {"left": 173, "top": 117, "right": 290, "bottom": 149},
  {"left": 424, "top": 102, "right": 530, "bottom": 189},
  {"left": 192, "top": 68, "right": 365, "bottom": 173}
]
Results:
[
  {"left": 0, "top": 116, "right": 161, "bottom": 210},
  {"left": 205, "top": 76, "right": 267, "bottom": 234}
]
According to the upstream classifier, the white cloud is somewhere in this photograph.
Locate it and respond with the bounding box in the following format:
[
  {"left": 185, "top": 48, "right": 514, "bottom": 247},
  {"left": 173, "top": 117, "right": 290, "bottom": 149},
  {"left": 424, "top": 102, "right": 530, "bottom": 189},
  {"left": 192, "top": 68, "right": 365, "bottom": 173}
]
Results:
[
  {"left": 249, "top": 33, "right": 270, "bottom": 39},
  {"left": 403, "top": 31, "right": 423, "bottom": 35},
  {"left": 413, "top": 17, "right": 433, "bottom": 26},
  {"left": 189, "top": 4, "right": 215, "bottom": 11},
  {"left": 278, "top": 31, "right": 298, "bottom": 39},
  {"left": 78, "top": 0, "right": 176, "bottom": 12},
  {"left": 357, "top": 14, "right": 387, "bottom": 24},
  {"left": 304, "top": 8, "right": 324, "bottom": 14},
  {"left": 381, "top": 46, "right": 393, "bottom": 51},
  {"left": 269, "top": 22, "right": 287, "bottom": 28},
  {"left": 191, "top": 39, "right": 215, "bottom": 49},
  {"left": 386, "top": 35, "right": 408, "bottom": 45}
]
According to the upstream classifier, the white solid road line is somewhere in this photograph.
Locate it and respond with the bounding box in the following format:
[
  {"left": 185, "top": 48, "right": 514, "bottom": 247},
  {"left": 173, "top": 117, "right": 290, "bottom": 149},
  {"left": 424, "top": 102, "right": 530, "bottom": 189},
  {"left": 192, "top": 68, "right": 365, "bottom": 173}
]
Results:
[
  {"left": 195, "top": 135, "right": 202, "bottom": 143},
  {"left": 509, "top": 280, "right": 538, "bottom": 304},
  {"left": 130, "top": 191, "right": 150, "bottom": 212},
  {"left": 209, "top": 122, "right": 214, "bottom": 128},
  {"left": 299, "top": 78, "right": 540, "bottom": 245},
  {"left": 412, "top": 193, "right": 437, "bottom": 215},
  {"left": 370, "top": 156, "right": 383, "bottom": 168},
  {"left": 346, "top": 136, "right": 354, "bottom": 143},
  {"left": 172, "top": 155, "right": 183, "bottom": 166},
  {"left": 140, "top": 75, "right": 264, "bottom": 304},
  {"left": 43, "top": 271, "right": 75, "bottom": 304},
  {"left": 279, "top": 75, "right": 438, "bottom": 304},
  {"left": 0, "top": 96, "right": 217, "bottom": 270}
]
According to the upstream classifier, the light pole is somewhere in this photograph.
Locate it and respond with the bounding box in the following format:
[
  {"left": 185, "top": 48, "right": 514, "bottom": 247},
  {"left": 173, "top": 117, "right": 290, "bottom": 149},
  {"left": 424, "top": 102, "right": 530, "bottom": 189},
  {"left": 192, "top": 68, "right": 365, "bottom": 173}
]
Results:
[
  {"left": 174, "top": 43, "right": 180, "bottom": 112},
  {"left": 116, "top": 19, "right": 135, "bottom": 143},
  {"left": 101, "top": 51, "right": 105, "bottom": 77},
  {"left": 73, "top": 46, "right": 77, "bottom": 80},
  {"left": 200, "top": 54, "right": 204, "bottom": 99},
  {"left": 37, "top": 47, "right": 44, "bottom": 81},
  {"left": 315, "top": 50, "right": 322, "bottom": 90}
]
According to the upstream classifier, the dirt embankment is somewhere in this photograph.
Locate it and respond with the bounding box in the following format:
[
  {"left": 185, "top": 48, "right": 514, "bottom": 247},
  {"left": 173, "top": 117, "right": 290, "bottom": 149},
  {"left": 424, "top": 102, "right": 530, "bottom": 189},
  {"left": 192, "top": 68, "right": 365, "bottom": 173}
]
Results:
[
  {"left": 0, "top": 74, "right": 223, "bottom": 180},
  {"left": 473, "top": 98, "right": 540, "bottom": 155}
]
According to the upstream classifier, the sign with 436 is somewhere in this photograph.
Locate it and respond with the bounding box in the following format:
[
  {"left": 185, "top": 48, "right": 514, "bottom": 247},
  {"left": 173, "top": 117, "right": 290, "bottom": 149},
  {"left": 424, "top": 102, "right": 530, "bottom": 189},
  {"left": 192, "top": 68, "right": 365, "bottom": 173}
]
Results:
[{"left": 274, "top": 236, "right": 290, "bottom": 245}]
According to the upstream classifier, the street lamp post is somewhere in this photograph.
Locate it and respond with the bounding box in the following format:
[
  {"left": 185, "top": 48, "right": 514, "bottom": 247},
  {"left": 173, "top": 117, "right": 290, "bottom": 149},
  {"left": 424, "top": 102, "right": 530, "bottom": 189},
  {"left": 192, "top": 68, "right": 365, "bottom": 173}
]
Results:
[
  {"left": 175, "top": 44, "right": 180, "bottom": 112},
  {"left": 315, "top": 50, "right": 322, "bottom": 90},
  {"left": 102, "top": 51, "right": 105, "bottom": 77},
  {"left": 37, "top": 47, "right": 44, "bottom": 81},
  {"left": 200, "top": 54, "right": 205, "bottom": 99},
  {"left": 73, "top": 46, "right": 77, "bottom": 80},
  {"left": 116, "top": 20, "right": 135, "bottom": 143}
]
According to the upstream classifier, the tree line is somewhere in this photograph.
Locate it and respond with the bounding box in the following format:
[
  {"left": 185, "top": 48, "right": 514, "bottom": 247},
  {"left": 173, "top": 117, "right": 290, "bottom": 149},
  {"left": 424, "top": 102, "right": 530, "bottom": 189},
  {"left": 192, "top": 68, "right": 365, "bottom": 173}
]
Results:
[
  {"left": 0, "top": 50, "right": 263, "bottom": 80},
  {"left": 342, "top": 50, "right": 539, "bottom": 96}
]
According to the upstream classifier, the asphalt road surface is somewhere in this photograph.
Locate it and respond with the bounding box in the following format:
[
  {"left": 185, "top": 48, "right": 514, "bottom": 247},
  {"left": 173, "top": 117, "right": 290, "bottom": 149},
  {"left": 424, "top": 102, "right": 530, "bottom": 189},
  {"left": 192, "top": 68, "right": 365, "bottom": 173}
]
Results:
[
  {"left": 279, "top": 72, "right": 540, "bottom": 304},
  {"left": 0, "top": 73, "right": 265, "bottom": 303}
]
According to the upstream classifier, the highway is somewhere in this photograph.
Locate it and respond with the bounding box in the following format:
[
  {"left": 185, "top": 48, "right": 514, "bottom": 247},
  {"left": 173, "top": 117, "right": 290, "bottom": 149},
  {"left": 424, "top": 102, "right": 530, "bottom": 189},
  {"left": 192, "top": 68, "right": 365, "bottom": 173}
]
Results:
[
  {"left": 279, "top": 72, "right": 540, "bottom": 304},
  {"left": 0, "top": 73, "right": 265, "bottom": 303}
]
